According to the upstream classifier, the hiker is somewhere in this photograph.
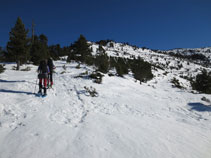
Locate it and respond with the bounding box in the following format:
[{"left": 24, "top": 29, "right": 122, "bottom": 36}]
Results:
[
  {"left": 37, "top": 60, "right": 49, "bottom": 96},
  {"left": 47, "top": 57, "right": 55, "bottom": 88}
]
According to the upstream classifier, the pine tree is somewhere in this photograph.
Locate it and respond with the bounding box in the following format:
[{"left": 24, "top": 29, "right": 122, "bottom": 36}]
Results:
[
  {"left": 95, "top": 53, "right": 109, "bottom": 73},
  {"left": 39, "top": 34, "right": 49, "bottom": 59},
  {"left": 115, "top": 58, "right": 129, "bottom": 76},
  {"left": 62, "top": 46, "right": 71, "bottom": 57},
  {"left": 7, "top": 17, "right": 30, "bottom": 70},
  {"left": 30, "top": 34, "right": 49, "bottom": 65},
  {"left": 49, "top": 44, "right": 61, "bottom": 60},
  {"left": 129, "top": 57, "right": 153, "bottom": 83},
  {"left": 191, "top": 69, "right": 211, "bottom": 94},
  {"left": 67, "top": 34, "right": 92, "bottom": 63}
]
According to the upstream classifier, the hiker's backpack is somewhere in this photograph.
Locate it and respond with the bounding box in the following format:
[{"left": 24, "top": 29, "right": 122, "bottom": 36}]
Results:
[
  {"left": 47, "top": 58, "right": 54, "bottom": 71},
  {"left": 38, "top": 60, "right": 49, "bottom": 79}
]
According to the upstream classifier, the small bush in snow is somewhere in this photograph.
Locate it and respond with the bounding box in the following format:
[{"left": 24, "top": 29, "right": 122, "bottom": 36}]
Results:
[
  {"left": 171, "top": 77, "right": 184, "bottom": 89},
  {"left": 163, "top": 71, "right": 168, "bottom": 76},
  {"left": 151, "top": 64, "right": 164, "bottom": 71},
  {"left": 75, "top": 71, "right": 88, "bottom": 78},
  {"left": 141, "top": 47, "right": 147, "bottom": 50},
  {"left": 12, "top": 66, "right": 17, "bottom": 70},
  {"left": 170, "top": 66, "right": 175, "bottom": 70},
  {"left": 178, "top": 64, "right": 183, "bottom": 69},
  {"left": 108, "top": 73, "right": 115, "bottom": 77},
  {"left": 0, "top": 64, "right": 5, "bottom": 73},
  {"left": 84, "top": 86, "right": 98, "bottom": 97},
  {"left": 96, "top": 39, "right": 113, "bottom": 46},
  {"left": 76, "top": 63, "right": 80, "bottom": 69},
  {"left": 180, "top": 75, "right": 193, "bottom": 82},
  {"left": 62, "top": 64, "right": 66, "bottom": 70},
  {"left": 109, "top": 42, "right": 114, "bottom": 47},
  {"left": 60, "top": 65, "right": 66, "bottom": 74},
  {"left": 61, "top": 58, "right": 66, "bottom": 61},
  {"left": 201, "top": 96, "right": 211, "bottom": 103},
  {"left": 89, "top": 71, "right": 104, "bottom": 84}
]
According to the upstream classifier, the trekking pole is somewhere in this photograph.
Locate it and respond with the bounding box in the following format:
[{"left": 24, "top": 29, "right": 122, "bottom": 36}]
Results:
[
  {"left": 53, "top": 72, "right": 55, "bottom": 85},
  {"left": 34, "top": 76, "right": 38, "bottom": 94}
]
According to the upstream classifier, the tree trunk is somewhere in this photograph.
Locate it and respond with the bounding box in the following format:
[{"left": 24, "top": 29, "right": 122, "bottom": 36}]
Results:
[{"left": 16, "top": 60, "right": 20, "bottom": 70}]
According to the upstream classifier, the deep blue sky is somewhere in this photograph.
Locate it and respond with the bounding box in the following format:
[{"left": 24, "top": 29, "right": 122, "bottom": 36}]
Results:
[{"left": 0, "top": 0, "right": 211, "bottom": 50}]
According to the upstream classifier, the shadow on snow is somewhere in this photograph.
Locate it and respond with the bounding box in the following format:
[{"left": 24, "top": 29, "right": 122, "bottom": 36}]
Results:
[
  {"left": 0, "top": 79, "right": 37, "bottom": 85},
  {"left": 0, "top": 89, "right": 35, "bottom": 95},
  {"left": 188, "top": 102, "right": 211, "bottom": 112},
  {"left": 0, "top": 79, "right": 26, "bottom": 83}
]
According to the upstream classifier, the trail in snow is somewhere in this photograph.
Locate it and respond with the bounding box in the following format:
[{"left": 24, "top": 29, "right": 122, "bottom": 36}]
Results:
[{"left": 0, "top": 61, "right": 211, "bottom": 158}]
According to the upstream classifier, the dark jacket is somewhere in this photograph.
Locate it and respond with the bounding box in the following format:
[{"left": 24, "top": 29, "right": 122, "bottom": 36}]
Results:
[{"left": 47, "top": 58, "right": 55, "bottom": 72}]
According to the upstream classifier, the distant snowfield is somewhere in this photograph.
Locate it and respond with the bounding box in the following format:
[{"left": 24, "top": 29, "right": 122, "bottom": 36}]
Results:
[{"left": 0, "top": 61, "right": 211, "bottom": 158}]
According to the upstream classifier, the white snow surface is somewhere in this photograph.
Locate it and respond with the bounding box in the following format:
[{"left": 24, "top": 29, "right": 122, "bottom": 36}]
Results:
[{"left": 0, "top": 60, "right": 211, "bottom": 158}]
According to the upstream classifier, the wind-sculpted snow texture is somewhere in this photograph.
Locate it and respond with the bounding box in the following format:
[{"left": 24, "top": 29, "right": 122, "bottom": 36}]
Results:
[{"left": 0, "top": 43, "right": 211, "bottom": 158}]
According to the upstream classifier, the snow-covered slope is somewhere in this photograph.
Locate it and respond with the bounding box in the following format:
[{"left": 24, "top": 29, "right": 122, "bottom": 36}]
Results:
[
  {"left": 0, "top": 59, "right": 211, "bottom": 158},
  {"left": 91, "top": 42, "right": 211, "bottom": 89}
]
